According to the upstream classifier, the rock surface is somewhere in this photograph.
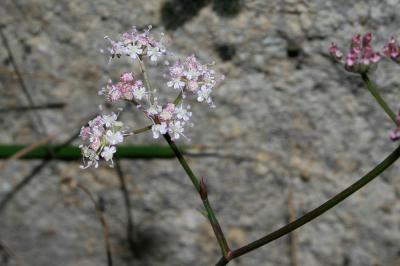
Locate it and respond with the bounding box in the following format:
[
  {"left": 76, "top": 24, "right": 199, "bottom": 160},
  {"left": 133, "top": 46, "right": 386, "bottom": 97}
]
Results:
[{"left": 1, "top": 0, "right": 400, "bottom": 265}]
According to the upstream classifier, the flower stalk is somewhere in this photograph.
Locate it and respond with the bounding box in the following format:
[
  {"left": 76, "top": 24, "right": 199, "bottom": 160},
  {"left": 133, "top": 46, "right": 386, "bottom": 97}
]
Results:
[
  {"left": 215, "top": 144, "right": 400, "bottom": 265},
  {"left": 361, "top": 73, "right": 396, "bottom": 124},
  {"left": 163, "top": 133, "right": 231, "bottom": 257}
]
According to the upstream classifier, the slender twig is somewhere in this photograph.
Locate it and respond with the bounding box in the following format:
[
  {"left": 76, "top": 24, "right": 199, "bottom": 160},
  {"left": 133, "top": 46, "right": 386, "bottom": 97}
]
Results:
[
  {"left": 216, "top": 144, "right": 400, "bottom": 265},
  {"left": 0, "top": 239, "right": 21, "bottom": 266},
  {"left": 163, "top": 133, "right": 231, "bottom": 257},
  {"left": 361, "top": 73, "right": 397, "bottom": 124},
  {"left": 0, "top": 28, "right": 46, "bottom": 135},
  {"left": 114, "top": 160, "right": 137, "bottom": 257},
  {"left": 0, "top": 131, "right": 78, "bottom": 213},
  {"left": 288, "top": 187, "right": 299, "bottom": 266},
  {"left": 78, "top": 184, "right": 113, "bottom": 266}
]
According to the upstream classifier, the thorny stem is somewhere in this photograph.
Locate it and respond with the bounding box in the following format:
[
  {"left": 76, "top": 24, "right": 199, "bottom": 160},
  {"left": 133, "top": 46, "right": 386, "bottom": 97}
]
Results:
[
  {"left": 163, "top": 133, "right": 231, "bottom": 257},
  {"left": 215, "top": 144, "right": 400, "bottom": 266},
  {"left": 361, "top": 73, "right": 397, "bottom": 124}
]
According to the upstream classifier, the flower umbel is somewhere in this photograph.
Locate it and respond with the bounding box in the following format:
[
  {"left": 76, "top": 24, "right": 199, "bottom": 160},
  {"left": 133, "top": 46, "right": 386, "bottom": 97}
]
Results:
[
  {"left": 105, "top": 25, "right": 166, "bottom": 63},
  {"left": 81, "top": 25, "right": 224, "bottom": 168},
  {"left": 167, "top": 55, "right": 224, "bottom": 107},
  {"left": 99, "top": 72, "right": 147, "bottom": 103},
  {"left": 329, "top": 33, "right": 381, "bottom": 74},
  {"left": 79, "top": 111, "right": 129, "bottom": 168}
]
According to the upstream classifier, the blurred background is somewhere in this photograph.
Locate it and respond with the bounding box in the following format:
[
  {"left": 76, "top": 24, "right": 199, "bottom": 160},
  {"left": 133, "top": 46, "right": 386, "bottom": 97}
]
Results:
[{"left": 1, "top": 0, "right": 400, "bottom": 265}]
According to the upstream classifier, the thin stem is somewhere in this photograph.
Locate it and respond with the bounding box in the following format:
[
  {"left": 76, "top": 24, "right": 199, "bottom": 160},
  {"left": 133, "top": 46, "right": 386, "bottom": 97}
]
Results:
[
  {"left": 78, "top": 184, "right": 113, "bottom": 266},
  {"left": 138, "top": 58, "right": 154, "bottom": 103},
  {"left": 173, "top": 90, "right": 183, "bottom": 105},
  {"left": 216, "top": 144, "right": 400, "bottom": 265},
  {"left": 163, "top": 133, "right": 230, "bottom": 257},
  {"left": 361, "top": 73, "right": 397, "bottom": 124},
  {"left": 115, "top": 160, "right": 137, "bottom": 257},
  {"left": 132, "top": 124, "right": 152, "bottom": 134}
]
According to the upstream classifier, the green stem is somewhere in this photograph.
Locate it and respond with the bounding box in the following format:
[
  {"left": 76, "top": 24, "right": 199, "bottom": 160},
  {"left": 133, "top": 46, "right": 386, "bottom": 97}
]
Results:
[
  {"left": 361, "top": 73, "right": 397, "bottom": 124},
  {"left": 132, "top": 124, "right": 152, "bottom": 134},
  {"left": 173, "top": 90, "right": 183, "bottom": 105},
  {"left": 0, "top": 144, "right": 184, "bottom": 160},
  {"left": 163, "top": 133, "right": 230, "bottom": 257},
  {"left": 138, "top": 58, "right": 154, "bottom": 103},
  {"left": 216, "top": 145, "right": 400, "bottom": 266}
]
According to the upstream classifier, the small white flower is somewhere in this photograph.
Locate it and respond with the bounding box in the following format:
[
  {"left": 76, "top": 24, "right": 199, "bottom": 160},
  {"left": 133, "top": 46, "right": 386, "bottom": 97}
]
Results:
[
  {"left": 128, "top": 44, "right": 143, "bottom": 59},
  {"left": 168, "top": 121, "right": 185, "bottom": 140},
  {"left": 185, "top": 68, "right": 199, "bottom": 80},
  {"left": 146, "top": 103, "right": 162, "bottom": 116},
  {"left": 167, "top": 78, "right": 185, "bottom": 90},
  {"left": 175, "top": 105, "right": 192, "bottom": 121},
  {"left": 133, "top": 86, "right": 146, "bottom": 100},
  {"left": 91, "top": 126, "right": 104, "bottom": 138},
  {"left": 152, "top": 122, "right": 168, "bottom": 139},
  {"left": 102, "top": 113, "right": 118, "bottom": 127},
  {"left": 106, "top": 130, "right": 124, "bottom": 145},
  {"left": 101, "top": 146, "right": 116, "bottom": 161},
  {"left": 147, "top": 46, "right": 161, "bottom": 62},
  {"left": 197, "top": 86, "right": 212, "bottom": 103}
]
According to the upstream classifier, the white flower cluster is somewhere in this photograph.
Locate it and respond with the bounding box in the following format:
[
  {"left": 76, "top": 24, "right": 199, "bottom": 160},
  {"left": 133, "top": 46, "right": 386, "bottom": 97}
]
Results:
[
  {"left": 167, "top": 55, "right": 224, "bottom": 107},
  {"left": 105, "top": 25, "right": 166, "bottom": 62},
  {"left": 79, "top": 112, "right": 128, "bottom": 169},
  {"left": 147, "top": 102, "right": 192, "bottom": 140},
  {"left": 80, "top": 25, "right": 224, "bottom": 168}
]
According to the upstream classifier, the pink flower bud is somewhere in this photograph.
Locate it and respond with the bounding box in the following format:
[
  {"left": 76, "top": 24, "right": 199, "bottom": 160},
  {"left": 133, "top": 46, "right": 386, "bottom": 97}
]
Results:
[{"left": 383, "top": 37, "right": 400, "bottom": 59}]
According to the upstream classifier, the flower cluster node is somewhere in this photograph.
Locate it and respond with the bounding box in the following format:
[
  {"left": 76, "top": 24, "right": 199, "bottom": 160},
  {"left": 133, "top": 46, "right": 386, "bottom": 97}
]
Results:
[
  {"left": 79, "top": 112, "right": 129, "bottom": 169},
  {"left": 329, "top": 33, "right": 381, "bottom": 74}
]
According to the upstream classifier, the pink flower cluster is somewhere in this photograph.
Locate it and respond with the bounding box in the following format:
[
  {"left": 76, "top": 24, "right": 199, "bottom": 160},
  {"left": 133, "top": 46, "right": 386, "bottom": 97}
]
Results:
[
  {"left": 329, "top": 33, "right": 400, "bottom": 74},
  {"left": 329, "top": 33, "right": 381, "bottom": 73},
  {"left": 167, "top": 55, "right": 224, "bottom": 107},
  {"left": 99, "top": 72, "right": 146, "bottom": 102},
  {"left": 79, "top": 112, "right": 128, "bottom": 169},
  {"left": 330, "top": 34, "right": 400, "bottom": 142},
  {"left": 383, "top": 37, "right": 400, "bottom": 62},
  {"left": 105, "top": 26, "right": 166, "bottom": 62}
]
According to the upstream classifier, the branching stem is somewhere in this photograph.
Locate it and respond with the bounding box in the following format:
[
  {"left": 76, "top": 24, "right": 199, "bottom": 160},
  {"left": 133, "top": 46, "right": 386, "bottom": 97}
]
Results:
[{"left": 215, "top": 144, "right": 400, "bottom": 265}]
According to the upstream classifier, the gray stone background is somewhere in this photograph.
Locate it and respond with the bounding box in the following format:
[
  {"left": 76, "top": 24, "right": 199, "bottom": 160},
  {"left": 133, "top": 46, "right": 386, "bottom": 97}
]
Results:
[{"left": 1, "top": 0, "right": 400, "bottom": 265}]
